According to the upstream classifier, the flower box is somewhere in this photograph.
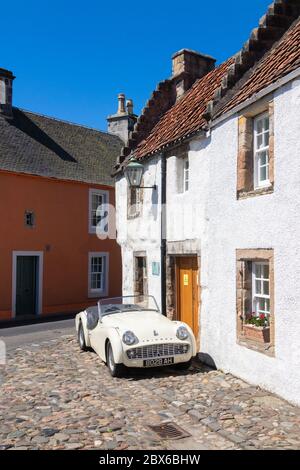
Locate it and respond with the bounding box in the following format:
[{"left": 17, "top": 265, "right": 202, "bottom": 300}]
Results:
[{"left": 243, "top": 324, "right": 270, "bottom": 344}]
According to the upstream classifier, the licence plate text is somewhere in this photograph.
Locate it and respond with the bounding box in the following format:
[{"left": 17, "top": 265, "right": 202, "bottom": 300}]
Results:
[{"left": 143, "top": 357, "right": 174, "bottom": 368}]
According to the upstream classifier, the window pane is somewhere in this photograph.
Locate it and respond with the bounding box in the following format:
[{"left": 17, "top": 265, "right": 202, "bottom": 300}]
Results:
[
  {"left": 92, "top": 194, "right": 102, "bottom": 210},
  {"left": 91, "top": 257, "right": 102, "bottom": 273},
  {"left": 260, "top": 165, "right": 267, "bottom": 182},
  {"left": 91, "top": 273, "right": 98, "bottom": 289},
  {"left": 259, "top": 151, "right": 268, "bottom": 166},
  {"left": 265, "top": 299, "right": 270, "bottom": 314},
  {"left": 263, "top": 131, "right": 269, "bottom": 147},
  {"left": 263, "top": 281, "right": 269, "bottom": 295},
  {"left": 255, "top": 264, "right": 261, "bottom": 278},
  {"left": 264, "top": 117, "right": 269, "bottom": 131},
  {"left": 263, "top": 264, "right": 269, "bottom": 278},
  {"left": 258, "top": 298, "right": 265, "bottom": 311},
  {"left": 255, "top": 280, "right": 261, "bottom": 294},
  {"left": 257, "top": 134, "right": 263, "bottom": 149},
  {"left": 257, "top": 119, "right": 263, "bottom": 134}
]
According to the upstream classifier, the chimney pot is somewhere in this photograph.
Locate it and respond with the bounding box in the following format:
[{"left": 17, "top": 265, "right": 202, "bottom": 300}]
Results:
[
  {"left": 126, "top": 99, "right": 134, "bottom": 115},
  {"left": 118, "top": 93, "right": 126, "bottom": 114}
]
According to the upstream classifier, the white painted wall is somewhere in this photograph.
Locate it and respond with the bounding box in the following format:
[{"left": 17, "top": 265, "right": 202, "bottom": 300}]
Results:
[
  {"left": 202, "top": 79, "right": 300, "bottom": 405},
  {"left": 115, "top": 77, "right": 300, "bottom": 405},
  {"left": 116, "top": 158, "right": 162, "bottom": 308},
  {"left": 166, "top": 141, "right": 209, "bottom": 243}
]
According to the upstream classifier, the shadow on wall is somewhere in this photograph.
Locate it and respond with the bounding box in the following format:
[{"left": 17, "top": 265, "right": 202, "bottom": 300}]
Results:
[{"left": 190, "top": 134, "right": 212, "bottom": 153}]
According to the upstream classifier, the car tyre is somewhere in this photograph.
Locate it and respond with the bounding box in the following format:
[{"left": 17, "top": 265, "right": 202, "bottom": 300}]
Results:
[
  {"left": 175, "top": 359, "right": 192, "bottom": 371},
  {"left": 78, "top": 321, "right": 88, "bottom": 351},
  {"left": 106, "top": 341, "right": 125, "bottom": 378}
]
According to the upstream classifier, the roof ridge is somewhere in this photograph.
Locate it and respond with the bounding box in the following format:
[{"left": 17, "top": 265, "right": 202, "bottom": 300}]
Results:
[
  {"left": 115, "top": 0, "right": 300, "bottom": 165},
  {"left": 212, "top": 15, "right": 300, "bottom": 120},
  {"left": 113, "top": 77, "right": 176, "bottom": 170},
  {"left": 203, "top": 0, "right": 300, "bottom": 121},
  {"left": 16, "top": 107, "right": 119, "bottom": 139}
]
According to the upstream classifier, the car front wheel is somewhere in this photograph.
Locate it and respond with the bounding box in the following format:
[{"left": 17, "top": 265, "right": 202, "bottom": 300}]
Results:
[
  {"left": 106, "top": 341, "right": 125, "bottom": 378},
  {"left": 78, "top": 321, "right": 88, "bottom": 351}
]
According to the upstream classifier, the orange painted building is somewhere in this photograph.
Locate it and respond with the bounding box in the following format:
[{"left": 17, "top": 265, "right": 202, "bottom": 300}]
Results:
[{"left": 0, "top": 67, "right": 124, "bottom": 322}]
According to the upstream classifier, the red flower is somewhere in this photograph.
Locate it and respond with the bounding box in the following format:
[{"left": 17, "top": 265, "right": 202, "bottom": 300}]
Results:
[{"left": 260, "top": 314, "right": 265, "bottom": 320}]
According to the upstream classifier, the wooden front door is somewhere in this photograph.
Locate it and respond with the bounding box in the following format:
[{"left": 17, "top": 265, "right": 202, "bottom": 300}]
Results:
[
  {"left": 16, "top": 256, "right": 38, "bottom": 316},
  {"left": 176, "top": 257, "right": 199, "bottom": 341}
]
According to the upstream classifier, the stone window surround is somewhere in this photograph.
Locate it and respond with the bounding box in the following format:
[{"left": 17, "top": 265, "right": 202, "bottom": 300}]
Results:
[
  {"left": 127, "top": 183, "right": 144, "bottom": 220},
  {"left": 236, "top": 248, "right": 275, "bottom": 357},
  {"left": 237, "top": 96, "right": 274, "bottom": 200}
]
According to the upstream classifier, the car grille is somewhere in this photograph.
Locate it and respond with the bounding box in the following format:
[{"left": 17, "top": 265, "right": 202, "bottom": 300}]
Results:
[{"left": 126, "top": 343, "right": 190, "bottom": 360}]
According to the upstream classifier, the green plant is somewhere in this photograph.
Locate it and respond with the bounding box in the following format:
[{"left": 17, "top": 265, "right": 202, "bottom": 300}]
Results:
[{"left": 245, "top": 312, "right": 269, "bottom": 328}]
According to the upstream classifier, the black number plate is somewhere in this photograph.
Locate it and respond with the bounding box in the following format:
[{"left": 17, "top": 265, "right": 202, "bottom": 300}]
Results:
[{"left": 143, "top": 357, "right": 174, "bottom": 368}]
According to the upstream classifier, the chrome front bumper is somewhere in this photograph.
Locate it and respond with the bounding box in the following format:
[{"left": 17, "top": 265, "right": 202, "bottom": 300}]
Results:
[{"left": 122, "top": 342, "right": 192, "bottom": 368}]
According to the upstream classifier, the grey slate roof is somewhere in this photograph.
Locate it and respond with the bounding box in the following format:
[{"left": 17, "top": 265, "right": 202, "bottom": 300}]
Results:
[{"left": 0, "top": 108, "right": 122, "bottom": 185}]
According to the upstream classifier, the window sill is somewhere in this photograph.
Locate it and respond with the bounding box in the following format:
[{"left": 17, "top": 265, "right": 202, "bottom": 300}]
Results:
[
  {"left": 88, "top": 290, "right": 107, "bottom": 299},
  {"left": 237, "top": 185, "right": 274, "bottom": 200},
  {"left": 89, "top": 228, "right": 109, "bottom": 235},
  {"left": 237, "top": 335, "right": 275, "bottom": 357}
]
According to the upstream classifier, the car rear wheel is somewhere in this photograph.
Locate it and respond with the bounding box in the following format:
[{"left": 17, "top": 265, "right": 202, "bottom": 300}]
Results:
[
  {"left": 175, "top": 359, "right": 192, "bottom": 371},
  {"left": 106, "top": 341, "right": 125, "bottom": 378},
  {"left": 78, "top": 321, "right": 88, "bottom": 351}
]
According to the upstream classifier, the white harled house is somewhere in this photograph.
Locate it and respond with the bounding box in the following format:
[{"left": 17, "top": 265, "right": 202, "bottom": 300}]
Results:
[{"left": 108, "top": 1, "right": 300, "bottom": 405}]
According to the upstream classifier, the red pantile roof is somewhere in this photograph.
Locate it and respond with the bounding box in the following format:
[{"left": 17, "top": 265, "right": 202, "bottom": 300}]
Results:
[
  {"left": 216, "top": 18, "right": 300, "bottom": 118},
  {"left": 134, "top": 58, "right": 234, "bottom": 159},
  {"left": 134, "top": 16, "right": 300, "bottom": 160}
]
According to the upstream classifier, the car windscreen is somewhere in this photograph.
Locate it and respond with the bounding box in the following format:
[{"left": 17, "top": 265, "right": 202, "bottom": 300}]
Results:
[{"left": 98, "top": 295, "right": 159, "bottom": 317}]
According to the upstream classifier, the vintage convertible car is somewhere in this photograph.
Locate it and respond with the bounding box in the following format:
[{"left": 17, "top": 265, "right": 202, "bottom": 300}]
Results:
[{"left": 75, "top": 295, "right": 196, "bottom": 377}]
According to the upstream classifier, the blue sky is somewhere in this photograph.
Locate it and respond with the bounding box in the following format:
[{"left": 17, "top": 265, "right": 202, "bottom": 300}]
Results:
[{"left": 1, "top": 0, "right": 271, "bottom": 131}]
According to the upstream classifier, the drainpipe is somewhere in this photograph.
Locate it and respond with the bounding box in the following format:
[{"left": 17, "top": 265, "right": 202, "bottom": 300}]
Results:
[{"left": 161, "top": 154, "right": 167, "bottom": 316}]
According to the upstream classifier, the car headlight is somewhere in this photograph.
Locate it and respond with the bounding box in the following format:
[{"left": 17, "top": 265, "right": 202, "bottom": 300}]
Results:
[
  {"left": 176, "top": 326, "right": 189, "bottom": 341},
  {"left": 122, "top": 331, "right": 138, "bottom": 346}
]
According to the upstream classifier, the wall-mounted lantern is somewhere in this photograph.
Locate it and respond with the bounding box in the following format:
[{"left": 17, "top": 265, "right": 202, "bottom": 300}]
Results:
[{"left": 124, "top": 158, "right": 157, "bottom": 190}]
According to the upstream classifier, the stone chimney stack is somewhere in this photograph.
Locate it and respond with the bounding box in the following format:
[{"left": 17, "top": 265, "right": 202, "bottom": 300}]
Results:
[
  {"left": 0, "top": 67, "right": 15, "bottom": 119},
  {"left": 172, "top": 49, "right": 216, "bottom": 99},
  {"left": 107, "top": 94, "right": 137, "bottom": 144}
]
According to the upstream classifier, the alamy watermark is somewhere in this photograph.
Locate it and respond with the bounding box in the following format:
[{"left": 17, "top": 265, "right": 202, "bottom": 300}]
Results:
[{"left": 95, "top": 201, "right": 204, "bottom": 242}]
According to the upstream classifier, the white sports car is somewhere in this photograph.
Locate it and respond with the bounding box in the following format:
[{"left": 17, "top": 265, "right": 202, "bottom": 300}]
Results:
[{"left": 75, "top": 295, "right": 196, "bottom": 377}]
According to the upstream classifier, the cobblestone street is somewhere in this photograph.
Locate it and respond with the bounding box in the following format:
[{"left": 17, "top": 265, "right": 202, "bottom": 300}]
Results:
[{"left": 0, "top": 335, "right": 299, "bottom": 450}]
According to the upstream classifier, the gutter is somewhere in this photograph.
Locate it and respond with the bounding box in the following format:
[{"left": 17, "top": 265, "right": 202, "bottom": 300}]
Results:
[
  {"left": 211, "top": 66, "right": 300, "bottom": 129},
  {"left": 160, "top": 154, "right": 167, "bottom": 316}
]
